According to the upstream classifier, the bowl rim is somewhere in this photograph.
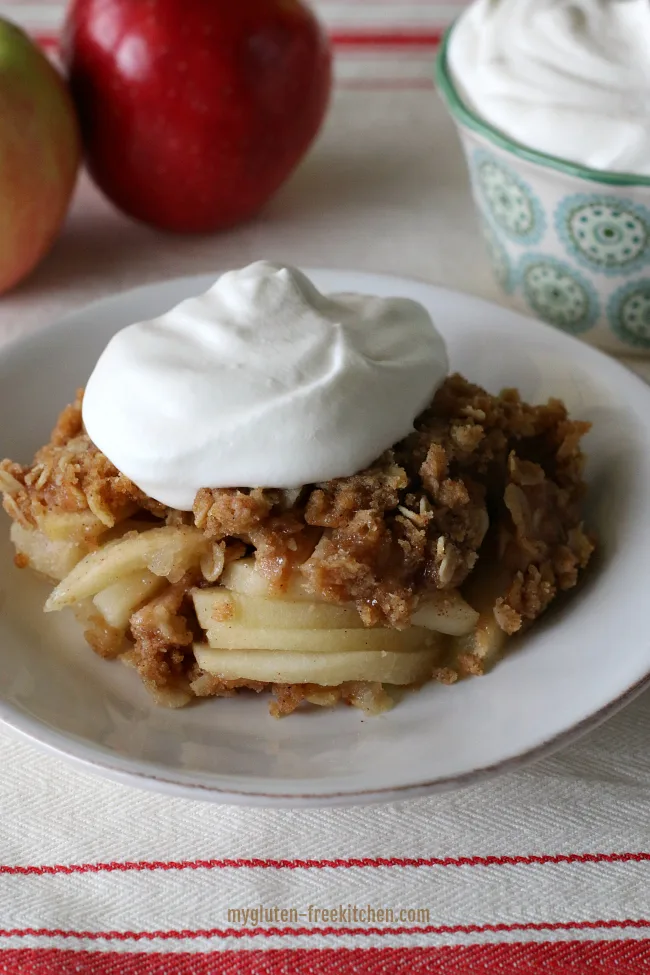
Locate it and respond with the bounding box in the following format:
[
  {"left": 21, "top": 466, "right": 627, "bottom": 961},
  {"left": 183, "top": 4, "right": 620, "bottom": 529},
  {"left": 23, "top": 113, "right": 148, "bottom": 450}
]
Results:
[{"left": 434, "top": 23, "right": 650, "bottom": 189}]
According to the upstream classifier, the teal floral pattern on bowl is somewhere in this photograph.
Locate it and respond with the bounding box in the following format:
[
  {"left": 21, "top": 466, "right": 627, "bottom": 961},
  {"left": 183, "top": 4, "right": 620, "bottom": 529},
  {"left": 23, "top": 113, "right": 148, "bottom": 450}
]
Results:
[
  {"left": 518, "top": 255, "right": 599, "bottom": 334},
  {"left": 555, "top": 195, "right": 650, "bottom": 275},
  {"left": 607, "top": 280, "right": 650, "bottom": 349},
  {"left": 471, "top": 149, "right": 545, "bottom": 245},
  {"left": 480, "top": 219, "right": 514, "bottom": 293}
]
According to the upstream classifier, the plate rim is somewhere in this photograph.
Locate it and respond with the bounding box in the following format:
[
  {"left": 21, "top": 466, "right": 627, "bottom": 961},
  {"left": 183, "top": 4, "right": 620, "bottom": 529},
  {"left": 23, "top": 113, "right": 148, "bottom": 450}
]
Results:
[
  {"left": 1, "top": 268, "right": 649, "bottom": 807},
  {"left": 2, "top": 672, "right": 649, "bottom": 807}
]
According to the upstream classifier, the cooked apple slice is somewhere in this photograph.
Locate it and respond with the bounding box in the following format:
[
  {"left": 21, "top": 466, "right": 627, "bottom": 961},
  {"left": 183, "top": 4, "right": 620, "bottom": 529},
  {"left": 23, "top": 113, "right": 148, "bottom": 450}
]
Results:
[
  {"left": 93, "top": 569, "right": 167, "bottom": 629},
  {"left": 221, "top": 557, "right": 316, "bottom": 600},
  {"left": 221, "top": 559, "right": 478, "bottom": 634},
  {"left": 45, "top": 525, "right": 208, "bottom": 611},
  {"left": 193, "top": 588, "right": 364, "bottom": 631},
  {"left": 37, "top": 509, "right": 108, "bottom": 543},
  {"left": 202, "top": 621, "right": 441, "bottom": 654},
  {"left": 412, "top": 591, "right": 479, "bottom": 636},
  {"left": 10, "top": 522, "right": 87, "bottom": 582},
  {"left": 451, "top": 561, "right": 511, "bottom": 674},
  {"left": 194, "top": 644, "right": 438, "bottom": 685}
]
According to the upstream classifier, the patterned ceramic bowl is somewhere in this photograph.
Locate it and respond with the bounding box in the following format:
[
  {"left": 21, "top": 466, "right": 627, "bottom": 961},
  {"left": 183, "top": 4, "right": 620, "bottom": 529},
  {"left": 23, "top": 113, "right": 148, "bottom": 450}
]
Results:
[{"left": 435, "top": 26, "right": 650, "bottom": 355}]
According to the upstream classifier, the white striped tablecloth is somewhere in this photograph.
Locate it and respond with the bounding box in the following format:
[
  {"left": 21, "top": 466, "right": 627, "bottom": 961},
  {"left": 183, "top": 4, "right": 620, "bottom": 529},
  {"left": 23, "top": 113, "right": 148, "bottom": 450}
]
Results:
[{"left": 2, "top": 2, "right": 650, "bottom": 973}]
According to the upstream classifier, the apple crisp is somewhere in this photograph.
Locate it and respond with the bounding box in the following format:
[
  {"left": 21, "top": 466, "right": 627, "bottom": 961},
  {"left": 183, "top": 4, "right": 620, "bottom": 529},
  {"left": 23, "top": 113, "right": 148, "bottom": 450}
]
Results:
[{"left": 0, "top": 374, "right": 595, "bottom": 716}]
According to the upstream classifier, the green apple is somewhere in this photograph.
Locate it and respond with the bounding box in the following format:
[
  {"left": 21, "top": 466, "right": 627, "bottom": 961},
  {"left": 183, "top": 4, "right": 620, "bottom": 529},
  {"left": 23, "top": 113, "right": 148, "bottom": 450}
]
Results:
[{"left": 0, "top": 20, "right": 80, "bottom": 294}]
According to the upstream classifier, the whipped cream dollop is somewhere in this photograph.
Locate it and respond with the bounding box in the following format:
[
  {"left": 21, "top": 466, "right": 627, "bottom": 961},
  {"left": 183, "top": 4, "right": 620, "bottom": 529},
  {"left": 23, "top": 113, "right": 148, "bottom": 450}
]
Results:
[
  {"left": 448, "top": 0, "right": 650, "bottom": 175},
  {"left": 82, "top": 262, "right": 448, "bottom": 510}
]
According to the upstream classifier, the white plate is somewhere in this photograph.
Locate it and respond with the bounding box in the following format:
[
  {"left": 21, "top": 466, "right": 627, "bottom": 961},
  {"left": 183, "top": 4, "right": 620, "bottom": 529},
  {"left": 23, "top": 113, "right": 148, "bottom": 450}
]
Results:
[{"left": 0, "top": 270, "right": 648, "bottom": 807}]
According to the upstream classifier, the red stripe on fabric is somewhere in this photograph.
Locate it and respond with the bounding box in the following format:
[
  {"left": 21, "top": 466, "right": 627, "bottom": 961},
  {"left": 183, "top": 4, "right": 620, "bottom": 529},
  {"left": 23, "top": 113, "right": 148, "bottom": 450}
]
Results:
[
  {"left": 2, "top": 920, "right": 650, "bottom": 940},
  {"left": 333, "top": 31, "right": 444, "bottom": 46},
  {"left": 28, "top": 29, "right": 444, "bottom": 49},
  {"left": 3, "top": 851, "right": 650, "bottom": 876},
  {"left": 3, "top": 944, "right": 650, "bottom": 975}
]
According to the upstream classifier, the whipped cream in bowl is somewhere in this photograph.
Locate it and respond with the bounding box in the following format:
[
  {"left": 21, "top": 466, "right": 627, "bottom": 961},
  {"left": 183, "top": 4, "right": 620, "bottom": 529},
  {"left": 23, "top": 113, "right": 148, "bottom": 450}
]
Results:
[
  {"left": 447, "top": 0, "right": 650, "bottom": 176},
  {"left": 82, "top": 262, "right": 448, "bottom": 509},
  {"left": 436, "top": 1, "right": 650, "bottom": 355}
]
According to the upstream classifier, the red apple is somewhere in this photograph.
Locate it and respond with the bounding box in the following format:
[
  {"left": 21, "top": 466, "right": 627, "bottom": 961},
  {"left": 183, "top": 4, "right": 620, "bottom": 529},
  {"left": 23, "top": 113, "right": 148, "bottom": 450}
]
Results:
[
  {"left": 63, "top": 0, "right": 332, "bottom": 233},
  {"left": 0, "top": 20, "right": 80, "bottom": 294}
]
